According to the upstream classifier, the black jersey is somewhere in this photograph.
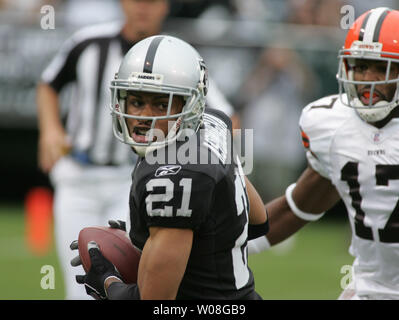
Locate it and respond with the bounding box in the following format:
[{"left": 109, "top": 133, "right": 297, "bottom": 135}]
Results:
[{"left": 127, "top": 108, "right": 258, "bottom": 300}]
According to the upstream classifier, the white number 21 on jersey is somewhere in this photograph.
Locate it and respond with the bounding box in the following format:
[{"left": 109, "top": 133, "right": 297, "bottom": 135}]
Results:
[{"left": 145, "top": 178, "right": 192, "bottom": 217}]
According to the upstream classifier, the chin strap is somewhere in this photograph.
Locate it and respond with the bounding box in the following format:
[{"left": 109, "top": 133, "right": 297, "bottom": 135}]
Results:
[{"left": 354, "top": 99, "right": 396, "bottom": 122}]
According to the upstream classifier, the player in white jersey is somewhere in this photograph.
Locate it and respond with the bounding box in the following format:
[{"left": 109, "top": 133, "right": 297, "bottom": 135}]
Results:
[{"left": 249, "top": 7, "right": 399, "bottom": 299}]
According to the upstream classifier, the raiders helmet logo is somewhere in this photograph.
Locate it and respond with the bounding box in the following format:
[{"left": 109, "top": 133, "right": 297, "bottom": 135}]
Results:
[{"left": 198, "top": 59, "right": 208, "bottom": 96}]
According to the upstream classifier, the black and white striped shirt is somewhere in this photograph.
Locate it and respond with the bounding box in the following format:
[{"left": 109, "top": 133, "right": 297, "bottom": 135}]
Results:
[
  {"left": 41, "top": 22, "right": 137, "bottom": 166},
  {"left": 41, "top": 22, "right": 234, "bottom": 166}
]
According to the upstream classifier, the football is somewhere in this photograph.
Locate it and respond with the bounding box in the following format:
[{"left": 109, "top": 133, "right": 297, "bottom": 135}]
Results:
[{"left": 78, "top": 226, "right": 141, "bottom": 284}]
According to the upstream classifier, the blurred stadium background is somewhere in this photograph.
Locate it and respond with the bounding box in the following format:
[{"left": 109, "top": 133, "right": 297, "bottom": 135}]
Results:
[{"left": 1, "top": 0, "right": 397, "bottom": 300}]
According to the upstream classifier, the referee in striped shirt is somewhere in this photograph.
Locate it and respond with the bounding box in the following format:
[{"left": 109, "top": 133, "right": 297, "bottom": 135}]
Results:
[{"left": 37, "top": 0, "right": 235, "bottom": 300}]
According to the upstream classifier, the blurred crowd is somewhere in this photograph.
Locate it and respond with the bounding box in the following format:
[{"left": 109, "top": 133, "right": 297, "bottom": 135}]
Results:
[{"left": 1, "top": 0, "right": 399, "bottom": 202}]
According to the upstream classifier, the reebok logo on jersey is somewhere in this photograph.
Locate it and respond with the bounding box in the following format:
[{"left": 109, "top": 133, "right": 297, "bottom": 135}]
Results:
[{"left": 155, "top": 165, "right": 182, "bottom": 177}]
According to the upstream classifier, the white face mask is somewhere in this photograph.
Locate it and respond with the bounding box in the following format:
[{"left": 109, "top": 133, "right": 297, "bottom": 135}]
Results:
[
  {"left": 337, "top": 51, "right": 399, "bottom": 123},
  {"left": 109, "top": 36, "right": 208, "bottom": 154}
]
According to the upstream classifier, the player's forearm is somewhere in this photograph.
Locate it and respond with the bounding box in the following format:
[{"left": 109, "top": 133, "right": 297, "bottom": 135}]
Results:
[
  {"left": 264, "top": 167, "right": 340, "bottom": 246},
  {"left": 137, "top": 227, "right": 192, "bottom": 299},
  {"left": 293, "top": 166, "right": 340, "bottom": 213},
  {"left": 36, "top": 82, "right": 63, "bottom": 132},
  {"left": 265, "top": 196, "right": 308, "bottom": 245}
]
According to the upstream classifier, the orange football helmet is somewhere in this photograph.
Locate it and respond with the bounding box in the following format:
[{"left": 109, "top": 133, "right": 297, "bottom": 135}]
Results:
[{"left": 337, "top": 7, "right": 399, "bottom": 122}]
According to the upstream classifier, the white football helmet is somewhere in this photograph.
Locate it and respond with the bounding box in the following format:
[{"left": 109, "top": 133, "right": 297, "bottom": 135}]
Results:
[
  {"left": 110, "top": 35, "right": 208, "bottom": 156},
  {"left": 337, "top": 7, "right": 399, "bottom": 123}
]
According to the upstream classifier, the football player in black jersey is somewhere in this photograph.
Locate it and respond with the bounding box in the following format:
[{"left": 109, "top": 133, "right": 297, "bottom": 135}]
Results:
[{"left": 71, "top": 35, "right": 268, "bottom": 300}]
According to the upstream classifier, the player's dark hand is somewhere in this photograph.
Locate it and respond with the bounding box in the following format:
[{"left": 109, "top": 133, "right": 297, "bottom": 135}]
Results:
[
  {"left": 71, "top": 240, "right": 122, "bottom": 300},
  {"left": 108, "top": 219, "right": 126, "bottom": 231}
]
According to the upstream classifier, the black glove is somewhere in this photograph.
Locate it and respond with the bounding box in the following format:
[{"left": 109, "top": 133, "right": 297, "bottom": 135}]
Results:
[
  {"left": 108, "top": 219, "right": 126, "bottom": 231},
  {"left": 70, "top": 240, "right": 122, "bottom": 300}
]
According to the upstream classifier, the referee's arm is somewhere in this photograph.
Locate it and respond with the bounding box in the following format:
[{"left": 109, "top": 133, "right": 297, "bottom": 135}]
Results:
[{"left": 36, "top": 82, "right": 70, "bottom": 173}]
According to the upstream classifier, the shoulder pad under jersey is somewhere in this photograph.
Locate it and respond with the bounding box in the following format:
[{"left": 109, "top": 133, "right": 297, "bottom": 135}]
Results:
[{"left": 299, "top": 94, "right": 353, "bottom": 178}]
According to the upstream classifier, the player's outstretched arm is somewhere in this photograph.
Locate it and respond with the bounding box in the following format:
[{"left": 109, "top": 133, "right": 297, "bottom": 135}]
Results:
[{"left": 266, "top": 166, "right": 340, "bottom": 245}]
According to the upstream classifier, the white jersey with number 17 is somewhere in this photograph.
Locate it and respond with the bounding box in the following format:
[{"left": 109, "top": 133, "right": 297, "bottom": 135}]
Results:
[{"left": 300, "top": 94, "right": 399, "bottom": 299}]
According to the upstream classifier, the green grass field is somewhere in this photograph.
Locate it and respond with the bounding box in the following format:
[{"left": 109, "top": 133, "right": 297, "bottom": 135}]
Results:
[
  {"left": 250, "top": 220, "right": 353, "bottom": 299},
  {"left": 0, "top": 204, "right": 353, "bottom": 300}
]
